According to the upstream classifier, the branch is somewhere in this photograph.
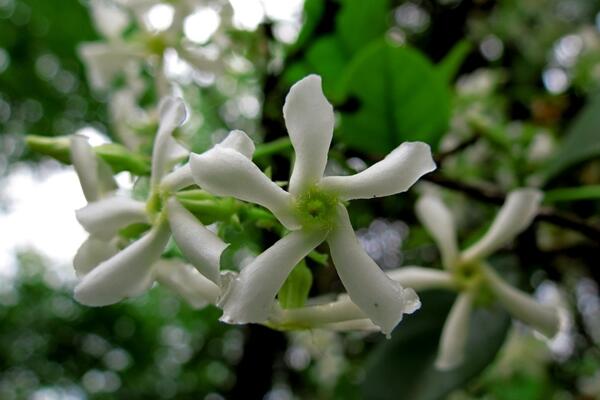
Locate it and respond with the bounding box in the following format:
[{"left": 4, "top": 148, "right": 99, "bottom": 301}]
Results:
[{"left": 423, "top": 172, "right": 600, "bottom": 243}]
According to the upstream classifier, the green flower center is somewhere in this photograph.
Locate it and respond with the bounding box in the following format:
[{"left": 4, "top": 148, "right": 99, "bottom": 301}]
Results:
[
  {"left": 453, "top": 261, "right": 495, "bottom": 306},
  {"left": 294, "top": 186, "right": 339, "bottom": 231},
  {"left": 453, "top": 261, "right": 482, "bottom": 290}
]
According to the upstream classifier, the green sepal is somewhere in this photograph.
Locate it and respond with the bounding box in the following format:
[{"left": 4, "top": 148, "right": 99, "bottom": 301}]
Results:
[{"left": 278, "top": 261, "right": 313, "bottom": 309}]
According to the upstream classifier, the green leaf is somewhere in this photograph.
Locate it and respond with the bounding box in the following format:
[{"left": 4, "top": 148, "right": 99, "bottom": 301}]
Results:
[
  {"left": 362, "top": 291, "right": 510, "bottom": 400},
  {"left": 543, "top": 92, "right": 600, "bottom": 182},
  {"left": 305, "top": 35, "right": 351, "bottom": 100},
  {"left": 278, "top": 261, "right": 313, "bottom": 309},
  {"left": 438, "top": 40, "right": 472, "bottom": 83},
  {"left": 543, "top": 185, "right": 600, "bottom": 203},
  {"left": 336, "top": 0, "right": 390, "bottom": 54},
  {"left": 339, "top": 41, "right": 451, "bottom": 153}
]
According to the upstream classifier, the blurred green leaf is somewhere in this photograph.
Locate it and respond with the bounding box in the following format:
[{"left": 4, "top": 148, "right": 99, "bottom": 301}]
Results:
[
  {"left": 438, "top": 40, "right": 472, "bottom": 83},
  {"left": 339, "top": 41, "right": 451, "bottom": 153},
  {"left": 543, "top": 92, "right": 600, "bottom": 182},
  {"left": 336, "top": 0, "right": 390, "bottom": 54},
  {"left": 362, "top": 291, "right": 510, "bottom": 400}
]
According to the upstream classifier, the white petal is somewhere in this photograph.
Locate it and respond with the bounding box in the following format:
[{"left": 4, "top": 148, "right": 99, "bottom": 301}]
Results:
[
  {"left": 73, "top": 236, "right": 119, "bottom": 278},
  {"left": 160, "top": 164, "right": 194, "bottom": 192},
  {"left": 284, "top": 75, "right": 334, "bottom": 195},
  {"left": 89, "top": 0, "right": 129, "bottom": 39},
  {"left": 435, "top": 292, "right": 473, "bottom": 370},
  {"left": 462, "top": 189, "right": 543, "bottom": 263},
  {"left": 190, "top": 146, "right": 300, "bottom": 229},
  {"left": 218, "top": 130, "right": 255, "bottom": 159},
  {"left": 415, "top": 195, "right": 459, "bottom": 269},
  {"left": 327, "top": 205, "right": 421, "bottom": 335},
  {"left": 70, "top": 135, "right": 116, "bottom": 202},
  {"left": 484, "top": 266, "right": 559, "bottom": 338},
  {"left": 151, "top": 97, "right": 188, "bottom": 186},
  {"left": 166, "top": 198, "right": 227, "bottom": 284},
  {"left": 320, "top": 142, "right": 436, "bottom": 200},
  {"left": 76, "top": 196, "right": 149, "bottom": 240},
  {"left": 153, "top": 259, "right": 220, "bottom": 309},
  {"left": 218, "top": 229, "right": 327, "bottom": 324},
  {"left": 74, "top": 223, "right": 170, "bottom": 306},
  {"left": 387, "top": 267, "right": 456, "bottom": 291}
]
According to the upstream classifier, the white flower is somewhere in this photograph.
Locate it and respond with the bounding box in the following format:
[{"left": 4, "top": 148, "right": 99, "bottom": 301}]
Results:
[
  {"left": 79, "top": 0, "right": 233, "bottom": 92},
  {"left": 189, "top": 75, "right": 436, "bottom": 335},
  {"left": 71, "top": 97, "right": 226, "bottom": 308},
  {"left": 388, "top": 189, "right": 561, "bottom": 369}
]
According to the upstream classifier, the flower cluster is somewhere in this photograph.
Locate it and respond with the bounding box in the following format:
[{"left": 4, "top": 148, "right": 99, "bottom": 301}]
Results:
[{"left": 65, "top": 73, "right": 560, "bottom": 369}]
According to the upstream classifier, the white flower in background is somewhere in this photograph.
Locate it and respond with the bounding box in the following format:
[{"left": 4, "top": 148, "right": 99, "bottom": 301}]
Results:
[
  {"left": 385, "top": 189, "right": 561, "bottom": 370},
  {"left": 189, "top": 75, "right": 436, "bottom": 335},
  {"left": 79, "top": 0, "right": 234, "bottom": 93},
  {"left": 71, "top": 97, "right": 226, "bottom": 308}
]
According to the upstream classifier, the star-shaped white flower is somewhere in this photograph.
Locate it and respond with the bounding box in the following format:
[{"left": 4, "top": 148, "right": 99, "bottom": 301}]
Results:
[
  {"left": 71, "top": 97, "right": 228, "bottom": 308},
  {"left": 189, "top": 75, "right": 436, "bottom": 335},
  {"left": 387, "top": 188, "right": 561, "bottom": 369},
  {"left": 80, "top": 0, "right": 233, "bottom": 92}
]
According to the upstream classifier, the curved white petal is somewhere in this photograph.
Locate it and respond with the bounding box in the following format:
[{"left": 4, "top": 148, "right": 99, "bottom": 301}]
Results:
[
  {"left": 73, "top": 236, "right": 119, "bottom": 278},
  {"left": 218, "top": 229, "right": 327, "bottom": 324},
  {"left": 284, "top": 75, "right": 335, "bottom": 195},
  {"left": 151, "top": 97, "right": 188, "bottom": 186},
  {"left": 320, "top": 142, "right": 436, "bottom": 200},
  {"left": 70, "top": 135, "right": 116, "bottom": 202},
  {"left": 160, "top": 164, "right": 194, "bottom": 192},
  {"left": 218, "top": 130, "right": 255, "bottom": 159},
  {"left": 74, "top": 223, "right": 170, "bottom": 306},
  {"left": 462, "top": 189, "right": 543, "bottom": 263},
  {"left": 415, "top": 195, "right": 459, "bottom": 269},
  {"left": 153, "top": 259, "right": 220, "bottom": 309},
  {"left": 190, "top": 146, "right": 300, "bottom": 229},
  {"left": 484, "top": 266, "right": 559, "bottom": 338},
  {"left": 435, "top": 292, "right": 473, "bottom": 370},
  {"left": 166, "top": 198, "right": 227, "bottom": 284},
  {"left": 387, "top": 267, "right": 456, "bottom": 291},
  {"left": 327, "top": 205, "right": 421, "bottom": 335},
  {"left": 75, "top": 196, "right": 148, "bottom": 240}
]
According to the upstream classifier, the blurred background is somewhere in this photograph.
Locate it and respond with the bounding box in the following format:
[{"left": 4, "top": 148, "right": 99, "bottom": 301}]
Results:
[{"left": 1, "top": 0, "right": 600, "bottom": 399}]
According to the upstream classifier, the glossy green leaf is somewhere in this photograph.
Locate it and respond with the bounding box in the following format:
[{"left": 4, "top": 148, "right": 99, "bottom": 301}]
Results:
[
  {"left": 336, "top": 0, "right": 390, "bottom": 54},
  {"left": 339, "top": 41, "right": 451, "bottom": 153},
  {"left": 362, "top": 291, "right": 510, "bottom": 400}
]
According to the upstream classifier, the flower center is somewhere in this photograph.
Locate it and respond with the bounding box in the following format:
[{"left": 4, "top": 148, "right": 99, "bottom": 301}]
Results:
[
  {"left": 453, "top": 261, "right": 482, "bottom": 290},
  {"left": 294, "top": 186, "right": 339, "bottom": 231}
]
